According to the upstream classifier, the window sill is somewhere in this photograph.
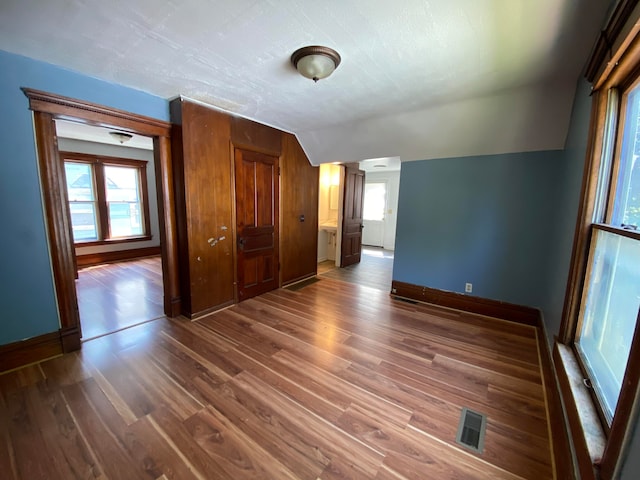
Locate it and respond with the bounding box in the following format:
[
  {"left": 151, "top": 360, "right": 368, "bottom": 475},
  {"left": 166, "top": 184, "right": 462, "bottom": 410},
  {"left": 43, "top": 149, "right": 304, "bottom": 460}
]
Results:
[
  {"left": 554, "top": 342, "right": 606, "bottom": 478},
  {"left": 74, "top": 235, "right": 152, "bottom": 248}
]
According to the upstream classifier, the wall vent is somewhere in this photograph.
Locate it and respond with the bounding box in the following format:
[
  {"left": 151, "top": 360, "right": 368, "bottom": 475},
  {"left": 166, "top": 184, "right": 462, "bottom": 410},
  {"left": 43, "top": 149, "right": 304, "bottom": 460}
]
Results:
[{"left": 455, "top": 407, "right": 487, "bottom": 453}]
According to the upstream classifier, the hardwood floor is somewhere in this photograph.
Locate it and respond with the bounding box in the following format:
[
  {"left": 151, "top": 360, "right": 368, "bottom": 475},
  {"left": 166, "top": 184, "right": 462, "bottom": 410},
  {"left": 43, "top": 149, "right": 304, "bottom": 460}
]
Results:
[
  {"left": 76, "top": 256, "right": 164, "bottom": 340},
  {"left": 319, "top": 246, "right": 394, "bottom": 292},
  {"left": 0, "top": 277, "right": 554, "bottom": 479}
]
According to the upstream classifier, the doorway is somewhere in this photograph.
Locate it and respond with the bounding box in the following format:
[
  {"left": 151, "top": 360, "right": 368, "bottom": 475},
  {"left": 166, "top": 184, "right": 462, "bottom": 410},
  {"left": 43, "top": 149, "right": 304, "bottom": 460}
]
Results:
[
  {"left": 359, "top": 157, "right": 401, "bottom": 251},
  {"left": 362, "top": 181, "right": 387, "bottom": 247},
  {"left": 25, "top": 88, "right": 179, "bottom": 352},
  {"left": 56, "top": 120, "right": 165, "bottom": 339}
]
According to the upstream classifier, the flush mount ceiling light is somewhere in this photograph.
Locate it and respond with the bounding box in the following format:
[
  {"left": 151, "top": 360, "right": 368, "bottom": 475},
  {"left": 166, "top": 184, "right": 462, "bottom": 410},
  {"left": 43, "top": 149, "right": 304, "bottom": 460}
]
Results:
[
  {"left": 291, "top": 46, "right": 341, "bottom": 82},
  {"left": 109, "top": 131, "right": 133, "bottom": 144}
]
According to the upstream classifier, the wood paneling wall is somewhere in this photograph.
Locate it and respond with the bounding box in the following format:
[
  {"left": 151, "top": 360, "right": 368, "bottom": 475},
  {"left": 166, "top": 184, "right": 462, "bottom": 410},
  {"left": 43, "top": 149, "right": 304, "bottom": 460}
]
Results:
[
  {"left": 231, "top": 116, "right": 282, "bottom": 156},
  {"left": 170, "top": 99, "right": 318, "bottom": 317},
  {"left": 281, "top": 133, "right": 319, "bottom": 285},
  {"left": 171, "top": 100, "right": 235, "bottom": 317}
]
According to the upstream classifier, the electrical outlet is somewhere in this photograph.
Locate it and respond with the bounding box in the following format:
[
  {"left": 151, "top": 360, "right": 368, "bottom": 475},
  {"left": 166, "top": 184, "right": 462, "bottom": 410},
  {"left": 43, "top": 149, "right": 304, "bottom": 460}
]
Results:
[{"left": 465, "top": 283, "right": 473, "bottom": 293}]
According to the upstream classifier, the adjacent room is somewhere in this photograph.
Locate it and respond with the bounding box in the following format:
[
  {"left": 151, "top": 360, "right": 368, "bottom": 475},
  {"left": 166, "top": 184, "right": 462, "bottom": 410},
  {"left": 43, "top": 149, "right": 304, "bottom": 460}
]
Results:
[
  {"left": 1, "top": 1, "right": 639, "bottom": 479},
  {"left": 56, "top": 120, "right": 166, "bottom": 340}
]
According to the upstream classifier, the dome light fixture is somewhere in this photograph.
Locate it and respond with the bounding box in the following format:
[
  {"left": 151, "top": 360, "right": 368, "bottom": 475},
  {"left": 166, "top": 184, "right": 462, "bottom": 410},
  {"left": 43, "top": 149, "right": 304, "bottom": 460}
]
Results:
[
  {"left": 291, "top": 46, "right": 341, "bottom": 82},
  {"left": 109, "top": 131, "right": 133, "bottom": 144}
]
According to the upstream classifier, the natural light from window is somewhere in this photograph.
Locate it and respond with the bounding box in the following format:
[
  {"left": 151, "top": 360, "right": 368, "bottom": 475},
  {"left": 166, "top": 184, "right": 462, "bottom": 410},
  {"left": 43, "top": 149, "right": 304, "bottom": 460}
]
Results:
[
  {"left": 105, "top": 165, "right": 143, "bottom": 238},
  {"left": 65, "top": 162, "right": 99, "bottom": 241},
  {"left": 363, "top": 182, "right": 386, "bottom": 221},
  {"left": 576, "top": 230, "right": 640, "bottom": 421},
  {"left": 576, "top": 81, "right": 640, "bottom": 424}
]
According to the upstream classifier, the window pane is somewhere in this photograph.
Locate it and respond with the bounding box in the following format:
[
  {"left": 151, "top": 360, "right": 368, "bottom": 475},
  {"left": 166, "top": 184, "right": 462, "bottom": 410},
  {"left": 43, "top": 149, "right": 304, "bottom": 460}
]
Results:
[
  {"left": 64, "top": 162, "right": 95, "bottom": 201},
  {"left": 105, "top": 165, "right": 143, "bottom": 238},
  {"left": 64, "top": 162, "right": 98, "bottom": 241},
  {"left": 576, "top": 229, "right": 640, "bottom": 422},
  {"left": 363, "top": 182, "right": 386, "bottom": 221},
  {"left": 105, "top": 165, "right": 140, "bottom": 202},
  {"left": 69, "top": 202, "right": 98, "bottom": 241},
  {"left": 612, "top": 85, "right": 640, "bottom": 227},
  {"left": 108, "top": 202, "right": 143, "bottom": 237}
]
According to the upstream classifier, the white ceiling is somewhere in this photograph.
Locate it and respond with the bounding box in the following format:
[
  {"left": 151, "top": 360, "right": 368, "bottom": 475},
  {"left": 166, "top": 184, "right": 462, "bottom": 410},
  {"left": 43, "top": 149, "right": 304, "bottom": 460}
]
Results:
[
  {"left": 55, "top": 120, "right": 154, "bottom": 150},
  {"left": 0, "top": 0, "right": 610, "bottom": 165},
  {"left": 360, "top": 156, "right": 402, "bottom": 173}
]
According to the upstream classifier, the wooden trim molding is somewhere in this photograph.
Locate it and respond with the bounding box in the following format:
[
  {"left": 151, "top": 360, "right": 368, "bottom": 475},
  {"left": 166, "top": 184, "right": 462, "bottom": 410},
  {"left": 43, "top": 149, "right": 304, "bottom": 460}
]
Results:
[
  {"left": 538, "top": 331, "right": 576, "bottom": 480},
  {"left": 33, "top": 111, "right": 81, "bottom": 337},
  {"left": 585, "top": 0, "right": 640, "bottom": 83},
  {"left": 0, "top": 325, "right": 83, "bottom": 374},
  {"left": 20, "top": 89, "right": 180, "bottom": 366},
  {"left": 76, "top": 246, "right": 161, "bottom": 268},
  {"left": 60, "top": 325, "right": 81, "bottom": 352},
  {"left": 600, "top": 309, "right": 640, "bottom": 478},
  {"left": 22, "top": 88, "right": 171, "bottom": 136},
  {"left": 153, "top": 135, "right": 181, "bottom": 317},
  {"left": 0, "top": 332, "right": 63, "bottom": 373},
  {"left": 390, "top": 280, "right": 541, "bottom": 326}
]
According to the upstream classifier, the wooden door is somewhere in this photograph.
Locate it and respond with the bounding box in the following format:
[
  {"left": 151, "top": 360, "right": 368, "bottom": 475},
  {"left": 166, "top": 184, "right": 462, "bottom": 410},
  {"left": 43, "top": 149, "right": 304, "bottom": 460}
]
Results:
[
  {"left": 341, "top": 165, "right": 365, "bottom": 267},
  {"left": 235, "top": 148, "right": 279, "bottom": 301}
]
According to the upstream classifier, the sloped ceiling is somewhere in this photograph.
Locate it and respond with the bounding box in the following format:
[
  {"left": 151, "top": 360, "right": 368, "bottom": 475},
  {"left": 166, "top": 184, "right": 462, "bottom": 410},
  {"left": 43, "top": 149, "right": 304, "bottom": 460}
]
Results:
[{"left": 0, "top": 0, "right": 610, "bottom": 164}]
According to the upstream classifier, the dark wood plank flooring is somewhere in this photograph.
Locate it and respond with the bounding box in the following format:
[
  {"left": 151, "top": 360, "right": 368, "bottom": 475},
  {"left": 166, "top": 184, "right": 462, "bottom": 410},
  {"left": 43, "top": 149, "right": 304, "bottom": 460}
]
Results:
[
  {"left": 319, "top": 246, "right": 394, "bottom": 292},
  {"left": 76, "top": 256, "right": 164, "bottom": 340},
  {"left": 0, "top": 277, "right": 553, "bottom": 479}
]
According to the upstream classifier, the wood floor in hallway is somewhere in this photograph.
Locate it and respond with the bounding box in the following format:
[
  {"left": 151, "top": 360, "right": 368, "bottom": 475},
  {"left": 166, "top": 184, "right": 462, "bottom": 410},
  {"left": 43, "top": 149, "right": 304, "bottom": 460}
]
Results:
[
  {"left": 0, "top": 277, "right": 554, "bottom": 479},
  {"left": 319, "top": 246, "right": 394, "bottom": 292}
]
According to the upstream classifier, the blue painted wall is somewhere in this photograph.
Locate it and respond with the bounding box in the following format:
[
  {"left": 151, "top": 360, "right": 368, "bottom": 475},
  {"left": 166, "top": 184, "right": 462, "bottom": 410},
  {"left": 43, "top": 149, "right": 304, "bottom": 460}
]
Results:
[
  {"left": 0, "top": 50, "right": 168, "bottom": 345},
  {"left": 393, "top": 78, "right": 593, "bottom": 338},
  {"left": 538, "top": 78, "right": 594, "bottom": 343},
  {"left": 393, "top": 149, "right": 566, "bottom": 311}
]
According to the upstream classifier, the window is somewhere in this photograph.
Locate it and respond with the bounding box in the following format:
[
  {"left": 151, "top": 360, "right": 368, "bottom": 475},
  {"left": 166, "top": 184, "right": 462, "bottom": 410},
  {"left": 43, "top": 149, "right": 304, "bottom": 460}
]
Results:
[
  {"left": 574, "top": 79, "right": 640, "bottom": 428},
  {"left": 570, "top": 81, "right": 640, "bottom": 441},
  {"left": 561, "top": 21, "right": 640, "bottom": 474},
  {"left": 576, "top": 227, "right": 640, "bottom": 423},
  {"left": 62, "top": 152, "right": 151, "bottom": 245},
  {"left": 363, "top": 182, "right": 386, "bottom": 221}
]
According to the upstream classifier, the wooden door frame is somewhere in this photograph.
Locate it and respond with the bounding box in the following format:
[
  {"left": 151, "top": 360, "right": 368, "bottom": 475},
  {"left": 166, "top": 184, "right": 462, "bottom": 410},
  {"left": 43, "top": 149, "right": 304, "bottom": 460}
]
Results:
[{"left": 23, "top": 88, "right": 181, "bottom": 352}]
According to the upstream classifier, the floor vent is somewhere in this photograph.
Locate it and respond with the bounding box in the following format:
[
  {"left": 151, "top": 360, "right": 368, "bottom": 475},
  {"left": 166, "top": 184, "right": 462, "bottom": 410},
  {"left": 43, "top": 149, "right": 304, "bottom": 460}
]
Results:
[
  {"left": 284, "top": 277, "right": 320, "bottom": 291},
  {"left": 393, "top": 296, "right": 418, "bottom": 304},
  {"left": 455, "top": 408, "right": 487, "bottom": 453}
]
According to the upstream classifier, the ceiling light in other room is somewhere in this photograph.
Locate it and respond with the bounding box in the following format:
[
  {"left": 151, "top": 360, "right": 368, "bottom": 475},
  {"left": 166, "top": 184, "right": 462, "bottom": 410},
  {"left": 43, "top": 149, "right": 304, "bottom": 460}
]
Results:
[
  {"left": 291, "top": 46, "right": 341, "bottom": 82},
  {"left": 109, "top": 131, "right": 133, "bottom": 144}
]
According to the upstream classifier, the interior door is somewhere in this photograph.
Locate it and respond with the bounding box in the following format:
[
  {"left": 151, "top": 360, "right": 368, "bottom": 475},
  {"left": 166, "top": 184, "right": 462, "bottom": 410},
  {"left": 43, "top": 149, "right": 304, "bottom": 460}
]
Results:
[
  {"left": 235, "top": 148, "right": 279, "bottom": 301},
  {"left": 341, "top": 165, "right": 365, "bottom": 267}
]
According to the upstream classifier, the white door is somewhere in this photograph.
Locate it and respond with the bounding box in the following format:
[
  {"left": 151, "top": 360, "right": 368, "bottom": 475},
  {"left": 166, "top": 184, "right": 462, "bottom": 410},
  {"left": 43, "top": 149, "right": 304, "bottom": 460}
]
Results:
[{"left": 362, "top": 182, "right": 386, "bottom": 247}]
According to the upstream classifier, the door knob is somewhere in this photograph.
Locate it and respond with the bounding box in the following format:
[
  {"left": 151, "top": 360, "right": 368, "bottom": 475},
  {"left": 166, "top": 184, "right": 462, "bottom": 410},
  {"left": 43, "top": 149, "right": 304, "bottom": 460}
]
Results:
[{"left": 238, "top": 237, "right": 245, "bottom": 250}]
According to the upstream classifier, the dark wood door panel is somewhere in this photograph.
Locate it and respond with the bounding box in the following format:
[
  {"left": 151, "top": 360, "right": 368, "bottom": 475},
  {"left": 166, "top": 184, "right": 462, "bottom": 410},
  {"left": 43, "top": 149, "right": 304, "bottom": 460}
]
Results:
[
  {"left": 341, "top": 166, "right": 365, "bottom": 267},
  {"left": 241, "top": 226, "right": 275, "bottom": 252},
  {"left": 235, "top": 148, "right": 279, "bottom": 301}
]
